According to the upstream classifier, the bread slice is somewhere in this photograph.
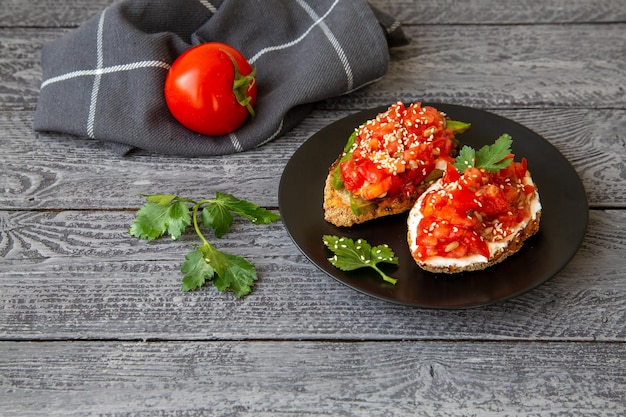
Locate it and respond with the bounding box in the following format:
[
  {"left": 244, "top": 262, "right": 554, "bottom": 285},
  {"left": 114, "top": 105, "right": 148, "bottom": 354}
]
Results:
[
  {"left": 407, "top": 170, "right": 542, "bottom": 273},
  {"left": 323, "top": 157, "right": 438, "bottom": 227},
  {"left": 409, "top": 209, "right": 541, "bottom": 273},
  {"left": 322, "top": 102, "right": 467, "bottom": 227}
]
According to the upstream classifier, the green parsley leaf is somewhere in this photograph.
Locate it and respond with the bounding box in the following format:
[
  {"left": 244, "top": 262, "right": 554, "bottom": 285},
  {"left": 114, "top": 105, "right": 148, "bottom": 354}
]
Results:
[
  {"left": 129, "top": 192, "right": 280, "bottom": 296},
  {"left": 323, "top": 235, "right": 398, "bottom": 285},
  {"left": 201, "top": 202, "right": 233, "bottom": 238},
  {"left": 143, "top": 193, "right": 179, "bottom": 206},
  {"left": 475, "top": 134, "right": 513, "bottom": 172},
  {"left": 452, "top": 145, "right": 477, "bottom": 173},
  {"left": 212, "top": 252, "right": 257, "bottom": 298},
  {"left": 453, "top": 134, "right": 514, "bottom": 173},
  {"left": 181, "top": 248, "right": 216, "bottom": 291},
  {"left": 129, "top": 200, "right": 191, "bottom": 240},
  {"left": 183, "top": 243, "right": 258, "bottom": 297},
  {"left": 211, "top": 192, "right": 281, "bottom": 225}
]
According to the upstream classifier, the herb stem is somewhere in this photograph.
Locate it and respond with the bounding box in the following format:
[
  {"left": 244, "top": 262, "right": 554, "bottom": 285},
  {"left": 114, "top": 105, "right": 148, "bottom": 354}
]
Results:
[
  {"left": 196, "top": 199, "right": 215, "bottom": 206},
  {"left": 172, "top": 196, "right": 198, "bottom": 205},
  {"left": 192, "top": 203, "right": 210, "bottom": 247},
  {"left": 373, "top": 265, "right": 398, "bottom": 285}
]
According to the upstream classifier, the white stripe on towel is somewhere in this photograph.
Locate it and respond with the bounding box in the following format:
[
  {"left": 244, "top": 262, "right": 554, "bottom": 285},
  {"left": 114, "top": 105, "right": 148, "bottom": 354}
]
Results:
[
  {"left": 86, "top": 9, "right": 107, "bottom": 139},
  {"left": 295, "top": 0, "right": 353, "bottom": 90},
  {"left": 197, "top": 0, "right": 217, "bottom": 13},
  {"left": 248, "top": 0, "right": 341, "bottom": 65},
  {"left": 40, "top": 61, "right": 171, "bottom": 89}
]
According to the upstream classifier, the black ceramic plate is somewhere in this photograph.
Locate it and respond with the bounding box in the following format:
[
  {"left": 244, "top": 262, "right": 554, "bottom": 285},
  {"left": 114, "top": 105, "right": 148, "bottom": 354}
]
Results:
[{"left": 278, "top": 104, "right": 588, "bottom": 308}]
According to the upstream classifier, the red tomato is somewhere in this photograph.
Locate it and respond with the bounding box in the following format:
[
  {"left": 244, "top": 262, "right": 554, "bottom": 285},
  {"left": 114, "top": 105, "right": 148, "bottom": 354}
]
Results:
[
  {"left": 340, "top": 159, "right": 365, "bottom": 191},
  {"left": 356, "top": 159, "right": 387, "bottom": 184},
  {"left": 361, "top": 177, "right": 393, "bottom": 200},
  {"left": 442, "top": 162, "right": 460, "bottom": 183},
  {"left": 164, "top": 42, "right": 257, "bottom": 136},
  {"left": 387, "top": 175, "right": 403, "bottom": 196}
]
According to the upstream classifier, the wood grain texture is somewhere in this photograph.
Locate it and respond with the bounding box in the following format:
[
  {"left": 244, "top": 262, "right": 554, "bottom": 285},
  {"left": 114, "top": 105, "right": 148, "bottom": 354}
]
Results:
[
  {"left": 0, "top": 28, "right": 68, "bottom": 111},
  {"left": 2, "top": 22, "right": 625, "bottom": 111},
  {"left": 2, "top": 0, "right": 624, "bottom": 27},
  {"left": 1, "top": 1, "right": 624, "bottom": 414},
  {"left": 1, "top": 340, "right": 624, "bottom": 416},
  {"left": 0, "top": 0, "right": 114, "bottom": 28},
  {"left": 332, "top": 24, "right": 626, "bottom": 110},
  {"left": 1, "top": 106, "right": 624, "bottom": 209},
  {"left": 0, "top": 210, "right": 623, "bottom": 341},
  {"left": 373, "top": 0, "right": 626, "bottom": 25}
]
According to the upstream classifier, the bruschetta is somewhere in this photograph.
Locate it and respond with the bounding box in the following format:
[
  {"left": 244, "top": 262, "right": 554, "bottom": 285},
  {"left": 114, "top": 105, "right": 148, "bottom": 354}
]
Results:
[
  {"left": 407, "top": 135, "right": 541, "bottom": 273},
  {"left": 324, "top": 102, "right": 469, "bottom": 227}
]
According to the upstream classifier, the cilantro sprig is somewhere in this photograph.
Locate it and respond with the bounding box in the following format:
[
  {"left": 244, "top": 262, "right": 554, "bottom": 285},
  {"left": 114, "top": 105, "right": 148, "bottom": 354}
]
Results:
[
  {"left": 453, "top": 134, "right": 513, "bottom": 173},
  {"left": 323, "top": 235, "right": 399, "bottom": 285},
  {"left": 129, "top": 192, "right": 280, "bottom": 297}
]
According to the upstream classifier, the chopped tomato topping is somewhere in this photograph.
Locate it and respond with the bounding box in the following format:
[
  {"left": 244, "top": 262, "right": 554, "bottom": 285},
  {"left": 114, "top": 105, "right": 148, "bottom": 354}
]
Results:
[
  {"left": 339, "top": 159, "right": 365, "bottom": 191},
  {"left": 413, "top": 160, "right": 535, "bottom": 261},
  {"left": 341, "top": 102, "right": 458, "bottom": 200},
  {"left": 361, "top": 177, "right": 393, "bottom": 200}
]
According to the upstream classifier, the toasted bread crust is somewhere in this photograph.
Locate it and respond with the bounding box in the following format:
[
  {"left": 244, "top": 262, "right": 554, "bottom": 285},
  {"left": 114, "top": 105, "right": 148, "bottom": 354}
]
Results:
[
  {"left": 410, "top": 209, "right": 541, "bottom": 274},
  {"left": 323, "top": 157, "right": 431, "bottom": 227}
]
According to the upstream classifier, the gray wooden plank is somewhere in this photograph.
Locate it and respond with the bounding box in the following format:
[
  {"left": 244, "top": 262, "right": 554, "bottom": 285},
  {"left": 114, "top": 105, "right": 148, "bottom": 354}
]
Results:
[
  {"left": 0, "top": 210, "right": 623, "bottom": 341},
  {"left": 0, "top": 1, "right": 623, "bottom": 415},
  {"left": 2, "top": 23, "right": 625, "bottom": 111},
  {"left": 1, "top": 107, "right": 624, "bottom": 209},
  {"left": 0, "top": 0, "right": 113, "bottom": 28},
  {"left": 2, "top": 0, "right": 624, "bottom": 27},
  {"left": 1, "top": 340, "right": 624, "bottom": 416},
  {"left": 0, "top": 28, "right": 68, "bottom": 111},
  {"left": 0, "top": 114, "right": 296, "bottom": 210},
  {"left": 337, "top": 23, "right": 626, "bottom": 109},
  {"left": 372, "top": 0, "right": 626, "bottom": 25}
]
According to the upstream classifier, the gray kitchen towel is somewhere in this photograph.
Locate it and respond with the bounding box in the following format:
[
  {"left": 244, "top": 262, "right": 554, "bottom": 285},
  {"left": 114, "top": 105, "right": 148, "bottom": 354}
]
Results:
[{"left": 34, "top": 0, "right": 407, "bottom": 157}]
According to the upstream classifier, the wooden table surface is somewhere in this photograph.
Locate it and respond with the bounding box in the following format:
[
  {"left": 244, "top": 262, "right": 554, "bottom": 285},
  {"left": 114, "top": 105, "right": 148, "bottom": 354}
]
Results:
[{"left": 1, "top": 0, "right": 625, "bottom": 415}]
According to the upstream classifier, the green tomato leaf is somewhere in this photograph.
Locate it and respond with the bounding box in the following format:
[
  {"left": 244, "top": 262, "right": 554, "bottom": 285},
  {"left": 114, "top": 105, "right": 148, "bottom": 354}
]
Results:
[
  {"left": 202, "top": 203, "right": 233, "bottom": 238},
  {"left": 129, "top": 201, "right": 191, "bottom": 241},
  {"left": 213, "top": 192, "right": 280, "bottom": 224},
  {"left": 180, "top": 248, "right": 216, "bottom": 291},
  {"left": 323, "top": 235, "right": 398, "bottom": 284}
]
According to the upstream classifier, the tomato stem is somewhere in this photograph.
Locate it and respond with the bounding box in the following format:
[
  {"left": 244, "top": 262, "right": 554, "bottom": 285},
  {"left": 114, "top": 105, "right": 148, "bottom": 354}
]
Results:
[{"left": 223, "top": 50, "right": 256, "bottom": 117}]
